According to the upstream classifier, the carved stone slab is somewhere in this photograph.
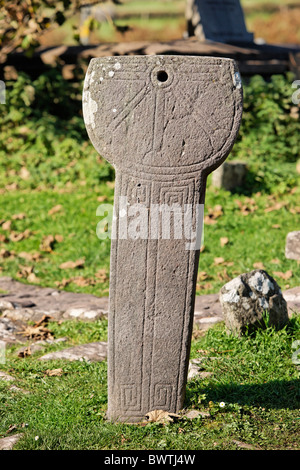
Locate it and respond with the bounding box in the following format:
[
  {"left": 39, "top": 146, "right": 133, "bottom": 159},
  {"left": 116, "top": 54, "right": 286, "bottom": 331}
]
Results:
[
  {"left": 186, "top": 0, "right": 254, "bottom": 44},
  {"left": 83, "top": 55, "right": 243, "bottom": 422}
]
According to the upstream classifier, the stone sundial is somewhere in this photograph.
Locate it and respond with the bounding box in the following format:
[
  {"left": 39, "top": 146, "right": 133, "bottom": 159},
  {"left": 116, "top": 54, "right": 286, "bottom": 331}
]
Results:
[{"left": 83, "top": 55, "right": 243, "bottom": 422}]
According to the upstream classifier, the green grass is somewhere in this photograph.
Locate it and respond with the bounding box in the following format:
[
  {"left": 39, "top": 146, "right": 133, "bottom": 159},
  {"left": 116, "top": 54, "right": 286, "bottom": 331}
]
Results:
[
  {"left": 0, "top": 72, "right": 299, "bottom": 296},
  {"left": 0, "top": 317, "right": 299, "bottom": 450},
  {"left": 0, "top": 66, "right": 300, "bottom": 450}
]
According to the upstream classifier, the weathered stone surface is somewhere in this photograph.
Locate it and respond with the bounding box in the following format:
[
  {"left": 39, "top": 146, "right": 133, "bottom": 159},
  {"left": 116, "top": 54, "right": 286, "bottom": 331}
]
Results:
[
  {"left": 211, "top": 160, "right": 247, "bottom": 191},
  {"left": 0, "top": 371, "right": 15, "bottom": 381},
  {"left": 220, "top": 270, "right": 289, "bottom": 336},
  {"left": 0, "top": 434, "right": 23, "bottom": 450},
  {"left": 83, "top": 55, "right": 243, "bottom": 422},
  {"left": 188, "top": 358, "right": 213, "bottom": 380},
  {"left": 16, "top": 337, "right": 67, "bottom": 357},
  {"left": 0, "top": 277, "right": 108, "bottom": 322},
  {"left": 0, "top": 317, "right": 25, "bottom": 345},
  {"left": 285, "top": 231, "right": 300, "bottom": 261},
  {"left": 186, "top": 0, "right": 254, "bottom": 44},
  {"left": 39, "top": 342, "right": 107, "bottom": 362}
]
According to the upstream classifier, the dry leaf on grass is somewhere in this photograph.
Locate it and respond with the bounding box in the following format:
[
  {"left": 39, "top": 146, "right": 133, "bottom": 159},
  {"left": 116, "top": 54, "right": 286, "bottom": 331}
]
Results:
[
  {"left": 10, "top": 229, "right": 31, "bottom": 242},
  {"left": 289, "top": 206, "right": 300, "bottom": 215},
  {"left": 204, "top": 205, "right": 223, "bottom": 225},
  {"left": 97, "top": 195, "right": 108, "bottom": 202},
  {"left": 197, "top": 271, "right": 209, "bottom": 281},
  {"left": 0, "top": 249, "right": 14, "bottom": 259},
  {"left": 18, "top": 251, "right": 42, "bottom": 262},
  {"left": 272, "top": 224, "right": 281, "bottom": 229},
  {"left": 253, "top": 262, "right": 265, "bottom": 270},
  {"left": 144, "top": 410, "right": 180, "bottom": 424},
  {"left": 235, "top": 198, "right": 258, "bottom": 216},
  {"left": 264, "top": 201, "right": 288, "bottom": 213},
  {"left": 40, "top": 235, "right": 55, "bottom": 252},
  {"left": 17, "top": 265, "right": 40, "bottom": 283},
  {"left": 18, "top": 316, "right": 53, "bottom": 341},
  {"left": 217, "top": 268, "right": 231, "bottom": 282},
  {"left": 271, "top": 258, "right": 280, "bottom": 264},
  {"left": 2, "top": 220, "right": 12, "bottom": 231},
  {"left": 214, "top": 257, "right": 225, "bottom": 265},
  {"left": 59, "top": 258, "right": 85, "bottom": 270},
  {"left": 220, "top": 237, "right": 229, "bottom": 247},
  {"left": 48, "top": 205, "right": 63, "bottom": 216},
  {"left": 17, "top": 346, "right": 32, "bottom": 358},
  {"left": 12, "top": 213, "right": 26, "bottom": 220},
  {"left": 55, "top": 234, "right": 64, "bottom": 243},
  {"left": 273, "top": 270, "right": 293, "bottom": 281},
  {"left": 44, "top": 368, "right": 63, "bottom": 377}
]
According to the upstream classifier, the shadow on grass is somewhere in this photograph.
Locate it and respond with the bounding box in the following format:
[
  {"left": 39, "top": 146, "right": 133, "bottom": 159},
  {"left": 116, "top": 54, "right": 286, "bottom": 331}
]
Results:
[{"left": 186, "top": 378, "right": 300, "bottom": 410}]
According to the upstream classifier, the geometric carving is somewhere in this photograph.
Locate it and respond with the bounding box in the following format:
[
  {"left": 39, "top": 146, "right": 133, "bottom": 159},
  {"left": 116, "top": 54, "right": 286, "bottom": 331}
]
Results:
[{"left": 83, "top": 55, "right": 243, "bottom": 422}]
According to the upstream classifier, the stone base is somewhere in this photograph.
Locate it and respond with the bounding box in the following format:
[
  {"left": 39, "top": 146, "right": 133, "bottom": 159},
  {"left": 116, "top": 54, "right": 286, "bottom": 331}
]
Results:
[
  {"left": 211, "top": 161, "right": 248, "bottom": 191},
  {"left": 285, "top": 231, "right": 300, "bottom": 260}
]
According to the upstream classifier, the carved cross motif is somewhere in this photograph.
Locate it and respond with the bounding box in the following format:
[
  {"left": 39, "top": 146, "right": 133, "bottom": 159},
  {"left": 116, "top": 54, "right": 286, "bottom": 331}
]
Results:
[{"left": 83, "top": 56, "right": 243, "bottom": 422}]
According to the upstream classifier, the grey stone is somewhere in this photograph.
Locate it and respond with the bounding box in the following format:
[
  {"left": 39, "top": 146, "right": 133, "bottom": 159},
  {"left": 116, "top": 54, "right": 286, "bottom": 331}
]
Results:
[
  {"left": 0, "top": 371, "right": 15, "bottom": 381},
  {"left": 83, "top": 55, "right": 243, "bottom": 422},
  {"left": 39, "top": 341, "right": 107, "bottom": 362},
  {"left": 211, "top": 161, "right": 247, "bottom": 191},
  {"left": 285, "top": 231, "right": 300, "bottom": 261},
  {"left": 0, "top": 317, "right": 25, "bottom": 345},
  {"left": 16, "top": 337, "right": 67, "bottom": 357},
  {"left": 220, "top": 270, "right": 289, "bottom": 336},
  {"left": 186, "top": 0, "right": 254, "bottom": 44},
  {"left": 188, "top": 359, "right": 213, "bottom": 380},
  {"left": 0, "top": 433, "right": 23, "bottom": 450},
  {"left": 0, "top": 277, "right": 108, "bottom": 323}
]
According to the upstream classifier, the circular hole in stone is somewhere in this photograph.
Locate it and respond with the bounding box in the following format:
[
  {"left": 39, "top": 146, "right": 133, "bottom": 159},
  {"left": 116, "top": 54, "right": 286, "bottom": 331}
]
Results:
[{"left": 157, "top": 70, "right": 168, "bottom": 83}]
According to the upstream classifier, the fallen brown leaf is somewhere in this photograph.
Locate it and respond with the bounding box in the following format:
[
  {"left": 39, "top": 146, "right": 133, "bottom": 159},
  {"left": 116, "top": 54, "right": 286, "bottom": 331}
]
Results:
[
  {"left": 48, "top": 205, "right": 63, "bottom": 216},
  {"left": 197, "top": 271, "right": 208, "bottom": 281},
  {"left": 271, "top": 258, "right": 280, "bottom": 264},
  {"left": 0, "top": 249, "right": 13, "bottom": 259},
  {"left": 59, "top": 258, "right": 85, "bottom": 270},
  {"left": 18, "top": 251, "right": 42, "bottom": 262},
  {"left": 55, "top": 278, "right": 71, "bottom": 288},
  {"left": 253, "top": 262, "right": 265, "bottom": 270},
  {"left": 44, "top": 368, "right": 63, "bottom": 377},
  {"left": 97, "top": 195, "right": 108, "bottom": 202},
  {"left": 217, "top": 268, "right": 231, "bottom": 282},
  {"left": 144, "top": 410, "right": 180, "bottom": 424},
  {"left": 2, "top": 220, "right": 12, "bottom": 231},
  {"left": 214, "top": 257, "right": 225, "bottom": 265},
  {"left": 40, "top": 235, "right": 55, "bottom": 252},
  {"left": 12, "top": 213, "right": 26, "bottom": 220},
  {"left": 20, "top": 167, "right": 30, "bottom": 180},
  {"left": 95, "top": 269, "right": 109, "bottom": 282},
  {"left": 220, "top": 237, "right": 229, "bottom": 247},
  {"left": 272, "top": 224, "right": 281, "bottom": 229},
  {"left": 17, "top": 346, "right": 32, "bottom": 358},
  {"left": 55, "top": 234, "right": 64, "bottom": 243},
  {"left": 6, "top": 424, "right": 18, "bottom": 435},
  {"left": 10, "top": 229, "right": 31, "bottom": 242},
  {"left": 289, "top": 207, "right": 300, "bottom": 215},
  {"left": 264, "top": 201, "right": 288, "bottom": 213},
  {"left": 273, "top": 270, "right": 293, "bottom": 280},
  {"left": 204, "top": 205, "right": 223, "bottom": 225},
  {"left": 235, "top": 198, "right": 258, "bottom": 216}
]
